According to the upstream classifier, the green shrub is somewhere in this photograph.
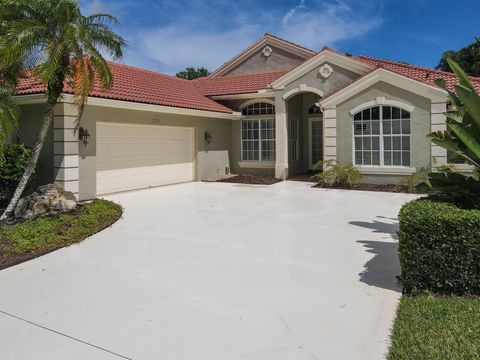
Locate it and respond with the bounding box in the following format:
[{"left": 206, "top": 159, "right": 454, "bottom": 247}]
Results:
[
  {"left": 401, "top": 167, "right": 429, "bottom": 192},
  {"left": 0, "top": 144, "right": 34, "bottom": 207},
  {"left": 398, "top": 198, "right": 480, "bottom": 294},
  {"left": 312, "top": 159, "right": 362, "bottom": 187}
]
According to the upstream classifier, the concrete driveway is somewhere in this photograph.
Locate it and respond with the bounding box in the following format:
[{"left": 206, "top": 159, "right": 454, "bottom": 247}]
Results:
[{"left": 0, "top": 181, "right": 417, "bottom": 360}]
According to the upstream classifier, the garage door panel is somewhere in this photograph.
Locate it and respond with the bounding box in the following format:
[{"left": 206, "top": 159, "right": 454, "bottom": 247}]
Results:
[{"left": 96, "top": 122, "right": 194, "bottom": 195}]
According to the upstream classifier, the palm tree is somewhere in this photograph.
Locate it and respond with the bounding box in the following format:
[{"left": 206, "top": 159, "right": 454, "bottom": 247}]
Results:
[{"left": 0, "top": 0, "right": 125, "bottom": 220}]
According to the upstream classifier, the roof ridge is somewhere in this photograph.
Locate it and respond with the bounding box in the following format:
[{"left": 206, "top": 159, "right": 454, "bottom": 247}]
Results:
[
  {"left": 354, "top": 55, "right": 480, "bottom": 81},
  {"left": 106, "top": 61, "right": 189, "bottom": 82},
  {"left": 264, "top": 32, "right": 317, "bottom": 54},
  {"left": 196, "top": 70, "right": 288, "bottom": 82}
]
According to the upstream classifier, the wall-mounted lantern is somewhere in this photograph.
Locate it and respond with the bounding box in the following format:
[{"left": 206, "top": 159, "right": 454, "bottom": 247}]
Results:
[
  {"left": 78, "top": 127, "right": 91, "bottom": 147},
  {"left": 204, "top": 131, "right": 213, "bottom": 144}
]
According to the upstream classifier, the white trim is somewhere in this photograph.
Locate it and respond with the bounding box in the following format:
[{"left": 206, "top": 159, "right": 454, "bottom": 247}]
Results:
[
  {"left": 349, "top": 98, "right": 415, "bottom": 116},
  {"left": 271, "top": 50, "right": 373, "bottom": 89},
  {"left": 210, "top": 91, "right": 275, "bottom": 101},
  {"left": 238, "top": 161, "right": 275, "bottom": 169},
  {"left": 282, "top": 85, "right": 324, "bottom": 100},
  {"left": 358, "top": 166, "right": 416, "bottom": 175},
  {"left": 209, "top": 34, "right": 315, "bottom": 78},
  {"left": 321, "top": 68, "right": 447, "bottom": 108},
  {"left": 239, "top": 98, "right": 276, "bottom": 111},
  {"left": 15, "top": 94, "right": 241, "bottom": 120}
]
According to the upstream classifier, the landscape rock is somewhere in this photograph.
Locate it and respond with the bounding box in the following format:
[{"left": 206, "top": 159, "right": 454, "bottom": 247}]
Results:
[{"left": 14, "top": 184, "right": 77, "bottom": 220}]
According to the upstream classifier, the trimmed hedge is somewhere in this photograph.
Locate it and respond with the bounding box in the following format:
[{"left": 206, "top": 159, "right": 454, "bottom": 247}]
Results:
[{"left": 398, "top": 198, "right": 480, "bottom": 295}]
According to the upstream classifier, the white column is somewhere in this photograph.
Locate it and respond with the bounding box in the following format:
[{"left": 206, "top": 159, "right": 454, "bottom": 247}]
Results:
[
  {"left": 275, "top": 111, "right": 289, "bottom": 179},
  {"left": 323, "top": 107, "right": 337, "bottom": 162},
  {"left": 53, "top": 103, "right": 79, "bottom": 198},
  {"left": 430, "top": 101, "right": 448, "bottom": 169}
]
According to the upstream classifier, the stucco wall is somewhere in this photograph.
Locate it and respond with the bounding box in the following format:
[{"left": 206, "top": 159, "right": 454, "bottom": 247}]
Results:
[
  {"left": 224, "top": 45, "right": 306, "bottom": 76},
  {"left": 336, "top": 81, "right": 432, "bottom": 183},
  {"left": 283, "top": 63, "right": 360, "bottom": 100},
  {"left": 78, "top": 105, "right": 232, "bottom": 200},
  {"left": 17, "top": 103, "right": 54, "bottom": 190}
]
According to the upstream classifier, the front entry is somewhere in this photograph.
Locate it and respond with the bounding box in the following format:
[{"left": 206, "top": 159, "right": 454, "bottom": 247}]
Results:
[{"left": 308, "top": 117, "right": 323, "bottom": 170}]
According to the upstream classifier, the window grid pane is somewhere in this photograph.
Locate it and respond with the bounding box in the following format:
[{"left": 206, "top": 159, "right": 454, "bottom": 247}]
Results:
[{"left": 353, "top": 105, "right": 410, "bottom": 167}]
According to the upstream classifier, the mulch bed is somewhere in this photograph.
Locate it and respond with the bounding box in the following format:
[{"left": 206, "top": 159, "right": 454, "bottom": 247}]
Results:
[
  {"left": 215, "top": 174, "right": 282, "bottom": 185},
  {"left": 315, "top": 183, "right": 417, "bottom": 193}
]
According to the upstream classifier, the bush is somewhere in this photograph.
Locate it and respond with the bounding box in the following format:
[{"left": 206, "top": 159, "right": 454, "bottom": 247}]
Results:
[
  {"left": 312, "top": 159, "right": 362, "bottom": 187},
  {"left": 398, "top": 198, "right": 480, "bottom": 294},
  {"left": 401, "top": 167, "right": 429, "bottom": 192},
  {"left": 0, "top": 144, "right": 33, "bottom": 207}
]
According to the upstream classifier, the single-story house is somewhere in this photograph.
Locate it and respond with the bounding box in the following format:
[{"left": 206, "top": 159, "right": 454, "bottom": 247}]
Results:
[{"left": 14, "top": 33, "right": 480, "bottom": 200}]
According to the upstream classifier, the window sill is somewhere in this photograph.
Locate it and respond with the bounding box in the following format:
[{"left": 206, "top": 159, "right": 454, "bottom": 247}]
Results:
[
  {"left": 238, "top": 161, "right": 275, "bottom": 169},
  {"left": 450, "top": 164, "right": 475, "bottom": 173},
  {"left": 358, "top": 166, "right": 416, "bottom": 175}
]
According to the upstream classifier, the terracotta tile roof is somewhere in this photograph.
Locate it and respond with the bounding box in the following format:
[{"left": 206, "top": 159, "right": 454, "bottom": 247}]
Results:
[
  {"left": 16, "top": 62, "right": 234, "bottom": 113},
  {"left": 193, "top": 71, "right": 287, "bottom": 96},
  {"left": 354, "top": 55, "right": 480, "bottom": 93}
]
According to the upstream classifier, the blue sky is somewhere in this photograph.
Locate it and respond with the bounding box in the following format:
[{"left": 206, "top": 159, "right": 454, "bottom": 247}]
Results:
[{"left": 79, "top": 0, "right": 480, "bottom": 75}]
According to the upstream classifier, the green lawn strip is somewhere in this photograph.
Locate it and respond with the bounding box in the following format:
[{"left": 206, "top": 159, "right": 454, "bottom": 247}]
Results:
[
  {"left": 0, "top": 199, "right": 122, "bottom": 268},
  {"left": 389, "top": 295, "right": 480, "bottom": 360}
]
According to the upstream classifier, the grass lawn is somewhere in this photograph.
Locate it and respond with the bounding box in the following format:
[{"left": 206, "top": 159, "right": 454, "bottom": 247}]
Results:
[
  {"left": 389, "top": 295, "right": 480, "bottom": 360},
  {"left": 0, "top": 199, "right": 122, "bottom": 269}
]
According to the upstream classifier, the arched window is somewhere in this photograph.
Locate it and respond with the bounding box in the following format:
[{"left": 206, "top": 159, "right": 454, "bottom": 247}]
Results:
[
  {"left": 241, "top": 102, "right": 276, "bottom": 162},
  {"left": 353, "top": 106, "right": 410, "bottom": 166},
  {"left": 241, "top": 102, "right": 275, "bottom": 116}
]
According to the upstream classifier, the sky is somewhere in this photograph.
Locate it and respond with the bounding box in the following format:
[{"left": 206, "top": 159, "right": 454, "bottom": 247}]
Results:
[{"left": 79, "top": 0, "right": 480, "bottom": 75}]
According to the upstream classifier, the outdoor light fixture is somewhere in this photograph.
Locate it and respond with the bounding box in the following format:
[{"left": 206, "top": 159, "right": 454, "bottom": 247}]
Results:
[
  {"left": 204, "top": 131, "right": 213, "bottom": 144},
  {"left": 78, "top": 127, "right": 90, "bottom": 147}
]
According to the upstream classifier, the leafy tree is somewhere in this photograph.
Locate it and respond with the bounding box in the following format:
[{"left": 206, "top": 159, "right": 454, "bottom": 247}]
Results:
[
  {"left": 176, "top": 67, "right": 210, "bottom": 80},
  {"left": 420, "top": 58, "right": 480, "bottom": 208},
  {"left": 436, "top": 38, "right": 480, "bottom": 77},
  {"left": 0, "top": 0, "right": 125, "bottom": 220}
]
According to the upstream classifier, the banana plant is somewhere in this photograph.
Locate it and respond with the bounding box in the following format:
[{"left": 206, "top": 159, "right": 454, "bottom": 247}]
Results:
[{"left": 420, "top": 58, "right": 480, "bottom": 207}]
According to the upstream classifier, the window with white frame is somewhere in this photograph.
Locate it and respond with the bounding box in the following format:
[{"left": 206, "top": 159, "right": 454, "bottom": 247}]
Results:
[
  {"left": 241, "top": 103, "right": 276, "bottom": 162},
  {"left": 353, "top": 105, "right": 411, "bottom": 166},
  {"left": 291, "top": 118, "right": 299, "bottom": 161}
]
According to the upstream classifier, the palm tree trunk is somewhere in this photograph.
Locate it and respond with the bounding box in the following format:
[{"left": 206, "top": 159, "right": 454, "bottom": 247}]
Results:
[{"left": 0, "top": 100, "right": 56, "bottom": 221}]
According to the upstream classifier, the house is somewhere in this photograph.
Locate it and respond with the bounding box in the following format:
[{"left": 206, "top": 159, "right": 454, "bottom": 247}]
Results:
[{"left": 15, "top": 33, "right": 480, "bottom": 200}]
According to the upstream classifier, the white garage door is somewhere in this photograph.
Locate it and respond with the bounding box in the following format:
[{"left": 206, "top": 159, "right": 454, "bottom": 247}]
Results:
[{"left": 96, "top": 122, "right": 194, "bottom": 195}]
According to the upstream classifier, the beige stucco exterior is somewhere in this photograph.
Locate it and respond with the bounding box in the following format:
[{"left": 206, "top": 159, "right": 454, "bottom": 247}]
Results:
[
  {"left": 16, "top": 103, "right": 54, "bottom": 189},
  {"left": 335, "top": 81, "right": 432, "bottom": 184},
  {"left": 224, "top": 45, "right": 306, "bottom": 76},
  {"left": 76, "top": 105, "right": 232, "bottom": 200}
]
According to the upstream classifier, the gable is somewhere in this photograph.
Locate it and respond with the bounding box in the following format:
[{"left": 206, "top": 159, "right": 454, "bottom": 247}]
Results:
[
  {"left": 223, "top": 44, "right": 307, "bottom": 77},
  {"left": 209, "top": 33, "right": 315, "bottom": 78}
]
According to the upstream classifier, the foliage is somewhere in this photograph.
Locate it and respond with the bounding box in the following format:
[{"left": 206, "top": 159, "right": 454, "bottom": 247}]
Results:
[
  {"left": 0, "top": 0, "right": 125, "bottom": 220},
  {"left": 0, "top": 0, "right": 126, "bottom": 120},
  {"left": 0, "top": 199, "right": 122, "bottom": 257},
  {"left": 436, "top": 38, "right": 480, "bottom": 77},
  {"left": 388, "top": 295, "right": 480, "bottom": 360},
  {"left": 0, "top": 144, "right": 34, "bottom": 207},
  {"left": 420, "top": 58, "right": 480, "bottom": 205},
  {"left": 176, "top": 67, "right": 210, "bottom": 80},
  {"left": 0, "top": 86, "right": 19, "bottom": 157},
  {"left": 312, "top": 160, "right": 362, "bottom": 187},
  {"left": 400, "top": 167, "right": 429, "bottom": 192},
  {"left": 398, "top": 198, "right": 480, "bottom": 295}
]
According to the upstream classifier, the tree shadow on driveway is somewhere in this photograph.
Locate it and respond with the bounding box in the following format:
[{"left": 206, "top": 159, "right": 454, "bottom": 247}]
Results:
[{"left": 349, "top": 217, "right": 402, "bottom": 292}]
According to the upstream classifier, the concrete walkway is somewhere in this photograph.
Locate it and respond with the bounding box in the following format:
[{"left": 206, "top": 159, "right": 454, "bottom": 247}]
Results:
[{"left": 0, "top": 181, "right": 417, "bottom": 360}]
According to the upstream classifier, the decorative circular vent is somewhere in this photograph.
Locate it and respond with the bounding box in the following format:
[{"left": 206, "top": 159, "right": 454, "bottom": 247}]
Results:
[
  {"left": 262, "top": 45, "right": 273, "bottom": 57},
  {"left": 319, "top": 63, "right": 333, "bottom": 79}
]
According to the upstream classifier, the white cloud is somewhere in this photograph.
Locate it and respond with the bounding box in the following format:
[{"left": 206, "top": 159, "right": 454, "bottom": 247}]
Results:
[{"left": 117, "top": 0, "right": 384, "bottom": 74}]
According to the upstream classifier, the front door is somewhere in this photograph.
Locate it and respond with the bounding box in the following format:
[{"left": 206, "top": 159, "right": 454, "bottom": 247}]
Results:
[{"left": 308, "top": 117, "right": 323, "bottom": 170}]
